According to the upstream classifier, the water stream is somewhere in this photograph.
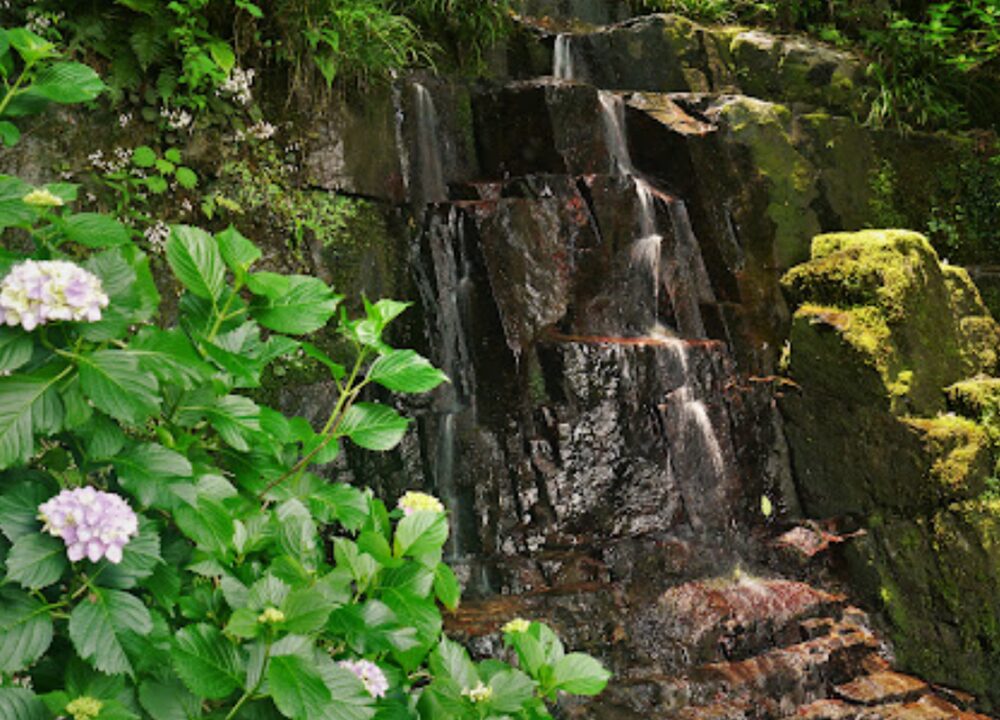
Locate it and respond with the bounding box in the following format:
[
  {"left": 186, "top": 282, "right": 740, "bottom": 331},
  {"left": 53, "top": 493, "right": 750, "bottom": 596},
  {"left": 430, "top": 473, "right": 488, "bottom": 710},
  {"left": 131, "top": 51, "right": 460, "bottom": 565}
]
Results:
[{"left": 412, "top": 83, "right": 447, "bottom": 205}]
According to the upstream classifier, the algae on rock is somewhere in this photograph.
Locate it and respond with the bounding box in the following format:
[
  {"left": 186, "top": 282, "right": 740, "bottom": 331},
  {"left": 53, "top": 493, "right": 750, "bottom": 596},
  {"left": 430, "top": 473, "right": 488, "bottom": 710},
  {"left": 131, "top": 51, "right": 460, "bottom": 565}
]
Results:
[{"left": 780, "top": 228, "right": 1000, "bottom": 707}]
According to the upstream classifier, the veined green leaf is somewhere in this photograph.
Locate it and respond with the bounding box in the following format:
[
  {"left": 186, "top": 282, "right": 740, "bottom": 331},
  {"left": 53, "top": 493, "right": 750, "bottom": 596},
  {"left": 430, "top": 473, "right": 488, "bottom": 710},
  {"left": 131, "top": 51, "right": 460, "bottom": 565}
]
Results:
[
  {"left": 62, "top": 213, "right": 130, "bottom": 248},
  {"left": 0, "top": 328, "right": 33, "bottom": 373},
  {"left": 166, "top": 225, "right": 225, "bottom": 301},
  {"left": 550, "top": 652, "right": 611, "bottom": 695},
  {"left": 6, "top": 533, "right": 67, "bottom": 589},
  {"left": 78, "top": 350, "right": 159, "bottom": 425},
  {"left": 269, "top": 654, "right": 332, "bottom": 719},
  {"left": 69, "top": 588, "right": 153, "bottom": 676},
  {"left": 32, "top": 61, "right": 105, "bottom": 102},
  {"left": 393, "top": 510, "right": 448, "bottom": 558},
  {"left": 217, "top": 225, "right": 260, "bottom": 276},
  {"left": 0, "top": 588, "right": 53, "bottom": 673},
  {"left": 171, "top": 623, "right": 244, "bottom": 699},
  {"left": 0, "top": 369, "right": 66, "bottom": 469},
  {"left": 369, "top": 349, "right": 448, "bottom": 394},
  {"left": 338, "top": 402, "right": 409, "bottom": 451},
  {"left": 250, "top": 274, "right": 341, "bottom": 335}
]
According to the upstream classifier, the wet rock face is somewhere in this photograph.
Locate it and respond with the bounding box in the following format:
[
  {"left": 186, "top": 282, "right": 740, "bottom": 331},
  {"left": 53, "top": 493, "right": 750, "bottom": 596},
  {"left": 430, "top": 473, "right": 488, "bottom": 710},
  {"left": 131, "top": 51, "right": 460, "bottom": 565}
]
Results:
[{"left": 780, "top": 229, "right": 1000, "bottom": 707}]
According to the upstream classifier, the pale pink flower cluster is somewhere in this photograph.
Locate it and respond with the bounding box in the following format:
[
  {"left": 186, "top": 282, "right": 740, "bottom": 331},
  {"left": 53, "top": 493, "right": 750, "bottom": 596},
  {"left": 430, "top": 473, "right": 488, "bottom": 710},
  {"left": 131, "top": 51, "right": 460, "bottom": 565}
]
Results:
[
  {"left": 0, "top": 260, "right": 108, "bottom": 331},
  {"left": 338, "top": 659, "right": 389, "bottom": 698},
  {"left": 39, "top": 488, "right": 138, "bottom": 564}
]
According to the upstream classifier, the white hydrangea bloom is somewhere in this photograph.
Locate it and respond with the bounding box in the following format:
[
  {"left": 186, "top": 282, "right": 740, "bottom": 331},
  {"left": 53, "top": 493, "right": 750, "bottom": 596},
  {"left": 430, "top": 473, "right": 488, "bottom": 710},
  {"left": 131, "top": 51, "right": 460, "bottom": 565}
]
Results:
[
  {"left": 39, "top": 487, "right": 139, "bottom": 564},
  {"left": 338, "top": 659, "right": 389, "bottom": 698},
  {"left": 0, "top": 260, "right": 109, "bottom": 331}
]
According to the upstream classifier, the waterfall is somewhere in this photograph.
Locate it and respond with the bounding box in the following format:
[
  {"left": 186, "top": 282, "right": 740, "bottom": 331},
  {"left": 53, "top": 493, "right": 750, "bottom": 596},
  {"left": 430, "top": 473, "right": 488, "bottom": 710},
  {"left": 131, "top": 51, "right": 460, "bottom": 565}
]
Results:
[
  {"left": 412, "top": 83, "right": 447, "bottom": 205},
  {"left": 553, "top": 34, "right": 575, "bottom": 80},
  {"left": 415, "top": 206, "right": 476, "bottom": 561}
]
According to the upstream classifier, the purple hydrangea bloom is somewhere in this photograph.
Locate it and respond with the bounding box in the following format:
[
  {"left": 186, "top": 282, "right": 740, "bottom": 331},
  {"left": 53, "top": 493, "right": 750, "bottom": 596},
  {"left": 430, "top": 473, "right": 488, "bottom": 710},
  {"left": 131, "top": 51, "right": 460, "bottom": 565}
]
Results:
[
  {"left": 0, "top": 260, "right": 109, "bottom": 331},
  {"left": 338, "top": 659, "right": 389, "bottom": 698},
  {"left": 38, "top": 487, "right": 139, "bottom": 564}
]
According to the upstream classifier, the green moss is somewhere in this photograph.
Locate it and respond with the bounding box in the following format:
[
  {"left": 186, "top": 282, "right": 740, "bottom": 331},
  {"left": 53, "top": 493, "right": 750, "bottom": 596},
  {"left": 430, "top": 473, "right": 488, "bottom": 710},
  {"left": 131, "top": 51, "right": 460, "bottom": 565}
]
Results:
[
  {"left": 720, "top": 97, "right": 820, "bottom": 267},
  {"left": 903, "top": 415, "right": 991, "bottom": 499}
]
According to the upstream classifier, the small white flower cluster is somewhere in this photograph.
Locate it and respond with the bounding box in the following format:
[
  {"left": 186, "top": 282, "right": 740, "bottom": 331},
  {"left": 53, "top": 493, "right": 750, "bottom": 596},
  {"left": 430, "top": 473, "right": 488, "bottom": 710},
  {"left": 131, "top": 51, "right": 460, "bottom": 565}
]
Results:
[
  {"left": 217, "top": 67, "right": 255, "bottom": 106},
  {"left": 118, "top": 112, "right": 132, "bottom": 128},
  {"left": 161, "top": 106, "right": 192, "bottom": 131},
  {"left": 236, "top": 120, "right": 276, "bottom": 142},
  {"left": 26, "top": 9, "right": 62, "bottom": 34},
  {"left": 88, "top": 148, "right": 130, "bottom": 174},
  {"left": 144, "top": 221, "right": 171, "bottom": 253},
  {"left": 0, "top": 260, "right": 109, "bottom": 331},
  {"left": 338, "top": 660, "right": 389, "bottom": 698},
  {"left": 39, "top": 487, "right": 139, "bottom": 564},
  {"left": 462, "top": 682, "right": 493, "bottom": 704}
]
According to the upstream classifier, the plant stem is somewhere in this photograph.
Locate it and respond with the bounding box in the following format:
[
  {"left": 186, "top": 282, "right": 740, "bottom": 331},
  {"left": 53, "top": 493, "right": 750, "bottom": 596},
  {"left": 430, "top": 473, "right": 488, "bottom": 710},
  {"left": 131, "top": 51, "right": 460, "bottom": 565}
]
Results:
[{"left": 225, "top": 638, "right": 271, "bottom": 720}]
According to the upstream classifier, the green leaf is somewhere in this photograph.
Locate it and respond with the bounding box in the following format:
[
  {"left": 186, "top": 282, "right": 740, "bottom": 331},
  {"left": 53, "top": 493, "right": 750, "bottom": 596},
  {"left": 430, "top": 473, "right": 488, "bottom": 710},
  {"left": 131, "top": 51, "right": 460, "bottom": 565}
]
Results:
[
  {"left": 0, "top": 370, "right": 66, "bottom": 469},
  {"left": 0, "top": 331, "right": 38, "bottom": 378},
  {"left": 69, "top": 588, "right": 153, "bottom": 676},
  {"left": 81, "top": 245, "right": 159, "bottom": 341},
  {"left": 0, "top": 588, "right": 53, "bottom": 673},
  {"left": 138, "top": 679, "right": 203, "bottom": 720},
  {"left": 128, "top": 327, "right": 213, "bottom": 389},
  {"left": 145, "top": 175, "right": 168, "bottom": 194},
  {"left": 164, "top": 148, "right": 182, "bottom": 163},
  {"left": 78, "top": 350, "right": 160, "bottom": 425},
  {"left": 269, "top": 654, "right": 332, "bottom": 719},
  {"left": 369, "top": 349, "right": 448, "bottom": 394},
  {"left": 430, "top": 637, "right": 478, "bottom": 692},
  {"left": 6, "top": 533, "right": 67, "bottom": 589},
  {"left": 166, "top": 225, "right": 225, "bottom": 301},
  {"left": 175, "top": 166, "right": 198, "bottom": 189},
  {"left": 250, "top": 274, "right": 341, "bottom": 334},
  {"left": 0, "top": 481, "right": 55, "bottom": 542},
  {"left": 0, "top": 688, "right": 47, "bottom": 720},
  {"left": 132, "top": 146, "right": 157, "bottom": 168},
  {"left": 171, "top": 623, "right": 244, "bottom": 699},
  {"left": 394, "top": 510, "right": 448, "bottom": 558},
  {"left": 550, "top": 653, "right": 610, "bottom": 695},
  {"left": 217, "top": 225, "right": 261, "bottom": 276},
  {"left": 207, "top": 39, "right": 235, "bottom": 72},
  {"left": 434, "top": 562, "right": 461, "bottom": 611},
  {"left": 206, "top": 395, "right": 261, "bottom": 452},
  {"left": 223, "top": 608, "right": 260, "bottom": 639},
  {"left": 338, "top": 402, "right": 409, "bottom": 451},
  {"left": 0, "top": 120, "right": 20, "bottom": 147},
  {"left": 62, "top": 213, "right": 130, "bottom": 247},
  {"left": 0, "top": 175, "right": 35, "bottom": 229},
  {"left": 488, "top": 669, "right": 536, "bottom": 712},
  {"left": 281, "top": 587, "right": 336, "bottom": 634},
  {"left": 32, "top": 61, "right": 105, "bottom": 103}
]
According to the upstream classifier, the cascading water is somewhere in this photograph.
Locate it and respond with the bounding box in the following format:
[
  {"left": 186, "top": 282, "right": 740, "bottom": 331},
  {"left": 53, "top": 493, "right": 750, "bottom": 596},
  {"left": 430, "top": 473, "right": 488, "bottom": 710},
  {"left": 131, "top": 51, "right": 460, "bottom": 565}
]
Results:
[
  {"left": 413, "top": 206, "right": 475, "bottom": 562},
  {"left": 553, "top": 34, "right": 575, "bottom": 80},
  {"left": 412, "top": 83, "right": 447, "bottom": 205}
]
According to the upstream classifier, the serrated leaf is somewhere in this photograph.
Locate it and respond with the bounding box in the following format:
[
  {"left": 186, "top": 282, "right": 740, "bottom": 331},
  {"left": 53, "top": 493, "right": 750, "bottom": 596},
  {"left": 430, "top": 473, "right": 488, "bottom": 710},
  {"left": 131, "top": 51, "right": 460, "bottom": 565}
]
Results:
[
  {"left": 394, "top": 510, "right": 448, "bottom": 558},
  {"left": 550, "top": 652, "right": 610, "bottom": 695},
  {"left": 69, "top": 588, "right": 152, "bottom": 676},
  {"left": 338, "top": 402, "right": 409, "bottom": 451},
  {"left": 127, "top": 327, "right": 213, "bottom": 389},
  {"left": 217, "top": 225, "right": 260, "bottom": 275},
  {"left": 132, "top": 146, "right": 157, "bottom": 168},
  {"left": 269, "top": 654, "right": 332, "bottom": 719},
  {"left": 138, "top": 679, "right": 203, "bottom": 720},
  {"left": 166, "top": 225, "right": 225, "bottom": 301},
  {"left": 0, "top": 688, "right": 47, "bottom": 720},
  {"left": 78, "top": 350, "right": 159, "bottom": 424},
  {"left": 0, "top": 120, "right": 21, "bottom": 147},
  {"left": 0, "top": 370, "right": 66, "bottom": 469},
  {"left": 281, "top": 587, "right": 336, "bottom": 634},
  {"left": 6, "top": 533, "right": 67, "bottom": 589},
  {"left": 0, "top": 588, "right": 53, "bottom": 673},
  {"left": 488, "top": 669, "right": 536, "bottom": 712},
  {"left": 114, "top": 442, "right": 193, "bottom": 508},
  {"left": 32, "top": 61, "right": 105, "bottom": 102},
  {"left": 175, "top": 166, "right": 197, "bottom": 189},
  {"left": 0, "top": 328, "right": 33, "bottom": 373},
  {"left": 0, "top": 480, "right": 55, "bottom": 542},
  {"left": 249, "top": 274, "right": 340, "bottom": 334},
  {"left": 81, "top": 245, "right": 159, "bottom": 341},
  {"left": 171, "top": 623, "right": 244, "bottom": 699},
  {"left": 62, "top": 213, "right": 130, "bottom": 248},
  {"left": 369, "top": 349, "right": 448, "bottom": 394},
  {"left": 434, "top": 562, "right": 461, "bottom": 611},
  {"left": 430, "top": 637, "right": 478, "bottom": 690}
]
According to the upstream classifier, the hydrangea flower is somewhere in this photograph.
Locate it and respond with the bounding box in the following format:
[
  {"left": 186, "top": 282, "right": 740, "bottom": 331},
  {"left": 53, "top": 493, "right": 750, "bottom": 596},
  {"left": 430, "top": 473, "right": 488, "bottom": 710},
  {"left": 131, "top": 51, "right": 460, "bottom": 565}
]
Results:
[
  {"left": 338, "top": 659, "right": 389, "bottom": 698},
  {"left": 462, "top": 682, "right": 493, "bottom": 703},
  {"left": 0, "top": 259, "right": 109, "bottom": 331},
  {"left": 38, "top": 487, "right": 138, "bottom": 564},
  {"left": 258, "top": 607, "right": 285, "bottom": 624},
  {"left": 22, "top": 188, "right": 64, "bottom": 207},
  {"left": 66, "top": 696, "right": 103, "bottom": 720},
  {"left": 502, "top": 617, "right": 531, "bottom": 634},
  {"left": 397, "top": 491, "right": 444, "bottom": 516}
]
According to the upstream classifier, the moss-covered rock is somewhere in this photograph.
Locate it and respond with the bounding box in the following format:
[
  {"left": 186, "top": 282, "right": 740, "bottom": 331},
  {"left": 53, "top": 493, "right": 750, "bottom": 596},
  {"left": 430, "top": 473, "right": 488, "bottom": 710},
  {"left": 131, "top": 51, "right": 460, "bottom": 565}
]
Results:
[{"left": 781, "top": 228, "right": 1000, "bottom": 706}]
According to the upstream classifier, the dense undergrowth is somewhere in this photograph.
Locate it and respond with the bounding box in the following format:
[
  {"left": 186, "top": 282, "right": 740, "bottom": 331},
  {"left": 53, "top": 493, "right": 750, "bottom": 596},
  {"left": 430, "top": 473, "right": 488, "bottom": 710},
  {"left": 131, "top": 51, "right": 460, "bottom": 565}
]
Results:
[
  {"left": 0, "top": 22, "right": 610, "bottom": 720},
  {"left": 634, "top": 0, "right": 1000, "bottom": 132}
]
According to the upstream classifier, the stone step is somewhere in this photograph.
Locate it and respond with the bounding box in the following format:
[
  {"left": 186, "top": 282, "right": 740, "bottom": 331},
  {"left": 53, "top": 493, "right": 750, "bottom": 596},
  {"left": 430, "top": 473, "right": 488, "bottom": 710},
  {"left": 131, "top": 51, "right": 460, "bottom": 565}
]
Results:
[{"left": 833, "top": 671, "right": 928, "bottom": 706}]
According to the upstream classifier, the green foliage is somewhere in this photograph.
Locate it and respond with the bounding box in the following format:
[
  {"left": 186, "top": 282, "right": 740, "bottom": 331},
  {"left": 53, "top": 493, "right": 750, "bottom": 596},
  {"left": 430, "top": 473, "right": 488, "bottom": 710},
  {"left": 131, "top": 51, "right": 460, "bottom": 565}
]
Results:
[{"left": 0, "top": 44, "right": 610, "bottom": 719}]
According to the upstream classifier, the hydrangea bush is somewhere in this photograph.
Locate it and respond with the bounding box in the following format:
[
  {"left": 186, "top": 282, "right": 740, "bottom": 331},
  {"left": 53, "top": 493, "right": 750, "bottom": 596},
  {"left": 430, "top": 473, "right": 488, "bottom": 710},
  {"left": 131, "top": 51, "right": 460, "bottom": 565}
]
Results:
[{"left": 0, "top": 23, "right": 610, "bottom": 720}]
